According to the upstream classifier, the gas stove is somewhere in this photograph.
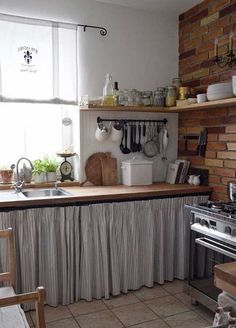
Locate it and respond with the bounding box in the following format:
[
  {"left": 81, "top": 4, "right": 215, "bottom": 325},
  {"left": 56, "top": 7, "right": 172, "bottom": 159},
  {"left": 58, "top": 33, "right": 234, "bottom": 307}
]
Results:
[
  {"left": 186, "top": 200, "right": 236, "bottom": 312},
  {"left": 198, "top": 200, "right": 236, "bottom": 218},
  {"left": 185, "top": 200, "right": 236, "bottom": 240}
]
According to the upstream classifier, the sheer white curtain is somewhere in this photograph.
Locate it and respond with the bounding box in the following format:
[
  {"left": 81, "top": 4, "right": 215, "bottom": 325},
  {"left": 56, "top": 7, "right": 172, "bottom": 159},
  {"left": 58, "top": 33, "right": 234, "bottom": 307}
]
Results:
[{"left": 0, "top": 14, "right": 78, "bottom": 104}]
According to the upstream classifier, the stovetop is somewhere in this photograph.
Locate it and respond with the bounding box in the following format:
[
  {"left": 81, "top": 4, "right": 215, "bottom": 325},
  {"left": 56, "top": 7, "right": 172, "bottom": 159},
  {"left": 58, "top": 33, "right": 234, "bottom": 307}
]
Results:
[
  {"left": 198, "top": 200, "right": 236, "bottom": 217},
  {"left": 185, "top": 200, "right": 236, "bottom": 226}
]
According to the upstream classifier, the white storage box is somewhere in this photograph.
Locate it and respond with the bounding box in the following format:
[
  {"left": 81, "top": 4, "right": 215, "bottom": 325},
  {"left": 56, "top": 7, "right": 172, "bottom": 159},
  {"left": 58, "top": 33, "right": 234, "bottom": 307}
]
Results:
[{"left": 121, "top": 157, "right": 153, "bottom": 186}]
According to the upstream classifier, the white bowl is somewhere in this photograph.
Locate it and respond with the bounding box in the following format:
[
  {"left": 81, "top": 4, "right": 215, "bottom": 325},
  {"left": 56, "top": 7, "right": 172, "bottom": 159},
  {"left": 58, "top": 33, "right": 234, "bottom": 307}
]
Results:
[
  {"left": 207, "top": 91, "right": 234, "bottom": 101},
  {"left": 232, "top": 76, "right": 236, "bottom": 96},
  {"left": 207, "top": 81, "right": 232, "bottom": 94}
]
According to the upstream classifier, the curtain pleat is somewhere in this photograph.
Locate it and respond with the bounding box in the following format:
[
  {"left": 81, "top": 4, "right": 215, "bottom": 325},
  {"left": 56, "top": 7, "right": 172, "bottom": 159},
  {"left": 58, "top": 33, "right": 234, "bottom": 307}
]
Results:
[{"left": 0, "top": 195, "right": 208, "bottom": 308}]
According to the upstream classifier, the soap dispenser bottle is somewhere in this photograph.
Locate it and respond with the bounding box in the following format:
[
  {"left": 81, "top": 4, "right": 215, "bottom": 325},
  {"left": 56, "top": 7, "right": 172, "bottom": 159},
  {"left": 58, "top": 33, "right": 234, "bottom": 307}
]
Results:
[{"left": 102, "top": 73, "right": 114, "bottom": 106}]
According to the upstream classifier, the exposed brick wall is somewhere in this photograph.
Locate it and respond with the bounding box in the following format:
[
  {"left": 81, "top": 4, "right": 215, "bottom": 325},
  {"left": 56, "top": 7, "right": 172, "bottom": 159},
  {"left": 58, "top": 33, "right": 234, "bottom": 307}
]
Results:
[
  {"left": 179, "top": 0, "right": 236, "bottom": 93},
  {"left": 178, "top": 108, "right": 236, "bottom": 201},
  {"left": 178, "top": 0, "right": 236, "bottom": 201}
]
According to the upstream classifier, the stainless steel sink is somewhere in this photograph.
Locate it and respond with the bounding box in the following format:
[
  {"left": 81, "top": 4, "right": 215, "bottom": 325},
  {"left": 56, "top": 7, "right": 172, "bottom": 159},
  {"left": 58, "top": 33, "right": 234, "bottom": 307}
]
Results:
[{"left": 21, "top": 188, "right": 72, "bottom": 198}]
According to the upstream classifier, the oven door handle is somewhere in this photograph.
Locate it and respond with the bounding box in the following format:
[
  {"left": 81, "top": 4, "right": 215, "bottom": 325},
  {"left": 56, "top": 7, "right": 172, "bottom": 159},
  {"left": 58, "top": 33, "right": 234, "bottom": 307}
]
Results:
[{"left": 195, "top": 237, "right": 236, "bottom": 259}]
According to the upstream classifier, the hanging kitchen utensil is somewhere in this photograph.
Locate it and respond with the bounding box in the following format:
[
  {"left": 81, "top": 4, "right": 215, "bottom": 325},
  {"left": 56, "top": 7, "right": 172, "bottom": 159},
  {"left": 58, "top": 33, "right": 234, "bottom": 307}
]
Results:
[
  {"left": 130, "top": 122, "right": 134, "bottom": 152},
  {"left": 137, "top": 123, "right": 142, "bottom": 152},
  {"left": 132, "top": 123, "right": 138, "bottom": 152},
  {"left": 152, "top": 123, "right": 160, "bottom": 153},
  {"left": 143, "top": 123, "right": 159, "bottom": 158},
  {"left": 162, "top": 126, "right": 169, "bottom": 160},
  {"left": 122, "top": 124, "right": 131, "bottom": 154},
  {"left": 119, "top": 126, "right": 125, "bottom": 153},
  {"left": 143, "top": 122, "right": 146, "bottom": 137}
]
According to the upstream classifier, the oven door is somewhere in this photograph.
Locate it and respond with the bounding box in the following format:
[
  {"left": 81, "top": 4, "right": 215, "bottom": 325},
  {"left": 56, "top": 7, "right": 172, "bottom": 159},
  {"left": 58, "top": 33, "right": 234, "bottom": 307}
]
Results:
[{"left": 189, "top": 228, "right": 236, "bottom": 303}]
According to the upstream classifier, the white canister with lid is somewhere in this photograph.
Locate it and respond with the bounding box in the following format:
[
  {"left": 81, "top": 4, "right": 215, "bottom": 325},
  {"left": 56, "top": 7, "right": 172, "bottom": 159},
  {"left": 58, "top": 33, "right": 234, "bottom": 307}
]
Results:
[{"left": 121, "top": 157, "right": 153, "bottom": 186}]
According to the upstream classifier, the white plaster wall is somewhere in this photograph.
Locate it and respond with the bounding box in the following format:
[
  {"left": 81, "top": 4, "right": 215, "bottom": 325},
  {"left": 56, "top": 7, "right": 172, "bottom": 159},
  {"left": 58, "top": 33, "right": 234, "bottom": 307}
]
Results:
[
  {"left": 80, "top": 111, "right": 178, "bottom": 183},
  {"left": 0, "top": 0, "right": 178, "bottom": 95},
  {"left": 0, "top": 0, "right": 179, "bottom": 182}
]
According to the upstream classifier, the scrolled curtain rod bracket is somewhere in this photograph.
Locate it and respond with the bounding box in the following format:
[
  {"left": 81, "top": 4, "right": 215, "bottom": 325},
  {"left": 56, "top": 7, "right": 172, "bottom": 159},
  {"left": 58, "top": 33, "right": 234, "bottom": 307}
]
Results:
[{"left": 77, "top": 24, "right": 107, "bottom": 36}]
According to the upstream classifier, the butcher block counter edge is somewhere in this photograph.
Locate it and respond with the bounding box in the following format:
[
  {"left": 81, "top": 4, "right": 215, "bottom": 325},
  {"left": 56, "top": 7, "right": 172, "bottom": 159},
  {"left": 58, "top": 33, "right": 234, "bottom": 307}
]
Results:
[
  {"left": 214, "top": 262, "right": 236, "bottom": 287},
  {"left": 0, "top": 183, "right": 212, "bottom": 209}
]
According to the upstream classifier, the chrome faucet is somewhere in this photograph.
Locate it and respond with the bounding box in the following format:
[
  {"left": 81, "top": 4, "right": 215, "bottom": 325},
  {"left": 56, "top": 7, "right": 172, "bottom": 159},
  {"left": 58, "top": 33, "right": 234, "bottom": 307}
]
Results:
[{"left": 14, "top": 157, "right": 33, "bottom": 193}]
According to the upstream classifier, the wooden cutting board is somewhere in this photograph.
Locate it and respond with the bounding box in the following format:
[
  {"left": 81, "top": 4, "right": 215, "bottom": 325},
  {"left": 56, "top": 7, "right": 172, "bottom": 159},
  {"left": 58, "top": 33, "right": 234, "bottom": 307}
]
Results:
[
  {"left": 81, "top": 152, "right": 117, "bottom": 186},
  {"left": 100, "top": 153, "right": 117, "bottom": 186}
]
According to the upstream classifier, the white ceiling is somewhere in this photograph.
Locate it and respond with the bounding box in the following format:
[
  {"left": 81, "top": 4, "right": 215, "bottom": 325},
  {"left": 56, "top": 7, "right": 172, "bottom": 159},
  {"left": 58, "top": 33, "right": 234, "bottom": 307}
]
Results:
[{"left": 96, "top": 0, "right": 200, "bottom": 16}]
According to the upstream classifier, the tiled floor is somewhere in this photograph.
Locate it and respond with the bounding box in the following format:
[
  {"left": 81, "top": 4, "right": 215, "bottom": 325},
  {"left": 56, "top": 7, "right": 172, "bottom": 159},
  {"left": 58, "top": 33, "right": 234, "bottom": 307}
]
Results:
[{"left": 27, "top": 280, "right": 214, "bottom": 328}]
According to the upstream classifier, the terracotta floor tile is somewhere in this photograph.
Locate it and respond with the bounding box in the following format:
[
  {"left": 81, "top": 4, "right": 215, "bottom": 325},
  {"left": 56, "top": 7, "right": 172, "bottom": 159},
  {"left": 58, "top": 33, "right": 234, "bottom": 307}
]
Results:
[
  {"left": 103, "top": 293, "right": 140, "bottom": 309},
  {"left": 162, "top": 280, "right": 187, "bottom": 295},
  {"left": 174, "top": 292, "right": 198, "bottom": 310},
  {"left": 68, "top": 299, "right": 106, "bottom": 316},
  {"left": 112, "top": 302, "right": 157, "bottom": 327},
  {"left": 134, "top": 285, "right": 169, "bottom": 301},
  {"left": 46, "top": 317, "right": 80, "bottom": 328},
  {"left": 164, "top": 310, "right": 209, "bottom": 328},
  {"left": 129, "top": 318, "right": 169, "bottom": 328},
  {"left": 194, "top": 304, "right": 215, "bottom": 324},
  {"left": 144, "top": 295, "right": 189, "bottom": 318},
  {"left": 175, "top": 292, "right": 214, "bottom": 323},
  {"left": 76, "top": 309, "right": 123, "bottom": 328},
  {"left": 30, "top": 305, "right": 72, "bottom": 324}
]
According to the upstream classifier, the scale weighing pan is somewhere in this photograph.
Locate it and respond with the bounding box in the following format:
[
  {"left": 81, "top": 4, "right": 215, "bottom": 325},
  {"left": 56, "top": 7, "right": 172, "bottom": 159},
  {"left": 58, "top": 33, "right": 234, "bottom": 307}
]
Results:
[{"left": 57, "top": 152, "right": 76, "bottom": 158}]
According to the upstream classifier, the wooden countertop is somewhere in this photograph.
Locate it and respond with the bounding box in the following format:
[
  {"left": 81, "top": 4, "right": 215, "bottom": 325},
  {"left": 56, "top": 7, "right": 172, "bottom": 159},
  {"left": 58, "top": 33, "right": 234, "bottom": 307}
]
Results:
[
  {"left": 0, "top": 183, "right": 212, "bottom": 209},
  {"left": 214, "top": 262, "right": 236, "bottom": 298}
]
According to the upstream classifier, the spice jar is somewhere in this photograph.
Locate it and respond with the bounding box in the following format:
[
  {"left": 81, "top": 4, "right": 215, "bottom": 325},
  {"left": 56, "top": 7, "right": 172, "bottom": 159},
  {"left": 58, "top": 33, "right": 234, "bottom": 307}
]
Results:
[
  {"left": 153, "top": 88, "right": 165, "bottom": 107},
  {"left": 142, "top": 91, "right": 153, "bottom": 106},
  {"left": 165, "top": 86, "right": 177, "bottom": 107}
]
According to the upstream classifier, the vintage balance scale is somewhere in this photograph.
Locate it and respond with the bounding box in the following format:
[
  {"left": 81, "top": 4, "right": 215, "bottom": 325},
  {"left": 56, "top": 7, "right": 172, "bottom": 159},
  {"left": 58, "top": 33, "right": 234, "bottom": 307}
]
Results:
[
  {"left": 56, "top": 152, "right": 76, "bottom": 182},
  {"left": 57, "top": 114, "right": 76, "bottom": 182}
]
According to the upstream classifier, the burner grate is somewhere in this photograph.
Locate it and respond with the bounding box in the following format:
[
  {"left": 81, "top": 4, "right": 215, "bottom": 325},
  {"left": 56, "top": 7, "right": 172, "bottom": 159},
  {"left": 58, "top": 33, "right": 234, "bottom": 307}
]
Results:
[{"left": 198, "top": 201, "right": 236, "bottom": 217}]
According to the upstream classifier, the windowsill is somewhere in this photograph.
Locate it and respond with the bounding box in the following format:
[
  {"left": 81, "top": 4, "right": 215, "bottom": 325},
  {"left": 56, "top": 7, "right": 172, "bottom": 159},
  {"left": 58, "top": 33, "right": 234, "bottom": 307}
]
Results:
[{"left": 0, "top": 180, "right": 81, "bottom": 191}]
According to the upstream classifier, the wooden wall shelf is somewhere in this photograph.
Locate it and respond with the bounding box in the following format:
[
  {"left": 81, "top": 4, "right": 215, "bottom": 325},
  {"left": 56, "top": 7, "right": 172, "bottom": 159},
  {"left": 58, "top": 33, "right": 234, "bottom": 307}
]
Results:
[
  {"left": 79, "top": 97, "right": 236, "bottom": 113},
  {"left": 79, "top": 105, "right": 167, "bottom": 113}
]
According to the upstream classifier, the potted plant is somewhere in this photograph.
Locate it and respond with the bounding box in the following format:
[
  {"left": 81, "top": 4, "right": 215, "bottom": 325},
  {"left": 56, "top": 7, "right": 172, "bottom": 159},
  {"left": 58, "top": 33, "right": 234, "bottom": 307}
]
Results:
[
  {"left": 32, "top": 159, "right": 46, "bottom": 184},
  {"left": 43, "top": 158, "right": 59, "bottom": 182},
  {"left": 0, "top": 165, "right": 14, "bottom": 184}
]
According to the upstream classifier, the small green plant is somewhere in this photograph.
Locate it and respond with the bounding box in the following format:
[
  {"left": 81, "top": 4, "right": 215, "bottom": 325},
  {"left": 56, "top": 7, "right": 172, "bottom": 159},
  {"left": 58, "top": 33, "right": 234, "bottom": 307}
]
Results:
[
  {"left": 32, "top": 159, "right": 46, "bottom": 176},
  {"left": 43, "top": 158, "right": 59, "bottom": 172}
]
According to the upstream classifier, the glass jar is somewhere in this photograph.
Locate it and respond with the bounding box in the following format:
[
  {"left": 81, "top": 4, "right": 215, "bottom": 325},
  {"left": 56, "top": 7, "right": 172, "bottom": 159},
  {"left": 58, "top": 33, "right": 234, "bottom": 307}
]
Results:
[
  {"left": 142, "top": 91, "right": 153, "bottom": 106},
  {"left": 172, "top": 78, "right": 182, "bottom": 98},
  {"left": 165, "top": 86, "right": 177, "bottom": 107},
  {"left": 153, "top": 88, "right": 165, "bottom": 107}
]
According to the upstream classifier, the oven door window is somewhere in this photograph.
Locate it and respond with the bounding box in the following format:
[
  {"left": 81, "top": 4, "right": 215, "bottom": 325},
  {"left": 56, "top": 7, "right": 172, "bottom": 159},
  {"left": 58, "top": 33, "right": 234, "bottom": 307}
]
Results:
[{"left": 189, "top": 231, "right": 236, "bottom": 301}]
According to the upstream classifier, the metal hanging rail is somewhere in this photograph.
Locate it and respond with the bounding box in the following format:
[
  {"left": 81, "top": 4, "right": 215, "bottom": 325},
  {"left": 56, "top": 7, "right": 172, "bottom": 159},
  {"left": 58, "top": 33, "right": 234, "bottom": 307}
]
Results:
[
  {"left": 97, "top": 116, "right": 168, "bottom": 125},
  {"left": 77, "top": 24, "right": 107, "bottom": 36}
]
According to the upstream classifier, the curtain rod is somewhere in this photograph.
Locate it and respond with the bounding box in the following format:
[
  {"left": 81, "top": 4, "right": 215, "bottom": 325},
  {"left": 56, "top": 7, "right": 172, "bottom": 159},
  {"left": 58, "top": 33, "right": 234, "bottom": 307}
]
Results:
[{"left": 0, "top": 12, "right": 108, "bottom": 36}]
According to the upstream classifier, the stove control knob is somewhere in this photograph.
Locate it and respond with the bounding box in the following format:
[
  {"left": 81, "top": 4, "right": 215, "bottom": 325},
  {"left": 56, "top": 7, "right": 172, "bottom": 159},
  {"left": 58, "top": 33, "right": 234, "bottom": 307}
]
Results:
[
  {"left": 225, "top": 226, "right": 232, "bottom": 235},
  {"left": 201, "top": 219, "right": 209, "bottom": 227},
  {"left": 231, "top": 229, "right": 236, "bottom": 237}
]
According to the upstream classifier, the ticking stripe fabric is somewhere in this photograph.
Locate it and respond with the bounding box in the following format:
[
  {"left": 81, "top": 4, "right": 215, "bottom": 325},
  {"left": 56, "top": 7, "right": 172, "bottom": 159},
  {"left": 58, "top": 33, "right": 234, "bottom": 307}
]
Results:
[{"left": 0, "top": 195, "right": 208, "bottom": 308}]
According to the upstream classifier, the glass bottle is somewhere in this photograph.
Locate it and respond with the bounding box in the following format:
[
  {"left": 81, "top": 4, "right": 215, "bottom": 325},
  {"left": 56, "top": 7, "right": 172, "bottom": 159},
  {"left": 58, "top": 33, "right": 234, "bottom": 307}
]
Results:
[
  {"left": 113, "top": 81, "right": 119, "bottom": 106},
  {"left": 165, "top": 86, "right": 177, "bottom": 107},
  {"left": 102, "top": 73, "right": 114, "bottom": 106}
]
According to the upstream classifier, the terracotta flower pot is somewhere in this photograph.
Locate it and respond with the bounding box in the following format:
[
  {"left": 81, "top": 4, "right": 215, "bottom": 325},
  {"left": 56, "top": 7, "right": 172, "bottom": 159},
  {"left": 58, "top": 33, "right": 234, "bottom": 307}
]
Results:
[{"left": 0, "top": 170, "right": 13, "bottom": 183}]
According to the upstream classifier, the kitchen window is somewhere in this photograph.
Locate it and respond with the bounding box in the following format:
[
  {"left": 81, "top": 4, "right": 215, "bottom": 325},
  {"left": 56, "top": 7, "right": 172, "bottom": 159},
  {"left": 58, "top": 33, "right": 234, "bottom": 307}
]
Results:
[
  {"left": 0, "top": 102, "right": 78, "bottom": 167},
  {"left": 0, "top": 13, "right": 78, "bottom": 103},
  {"left": 0, "top": 13, "right": 79, "bottom": 169}
]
